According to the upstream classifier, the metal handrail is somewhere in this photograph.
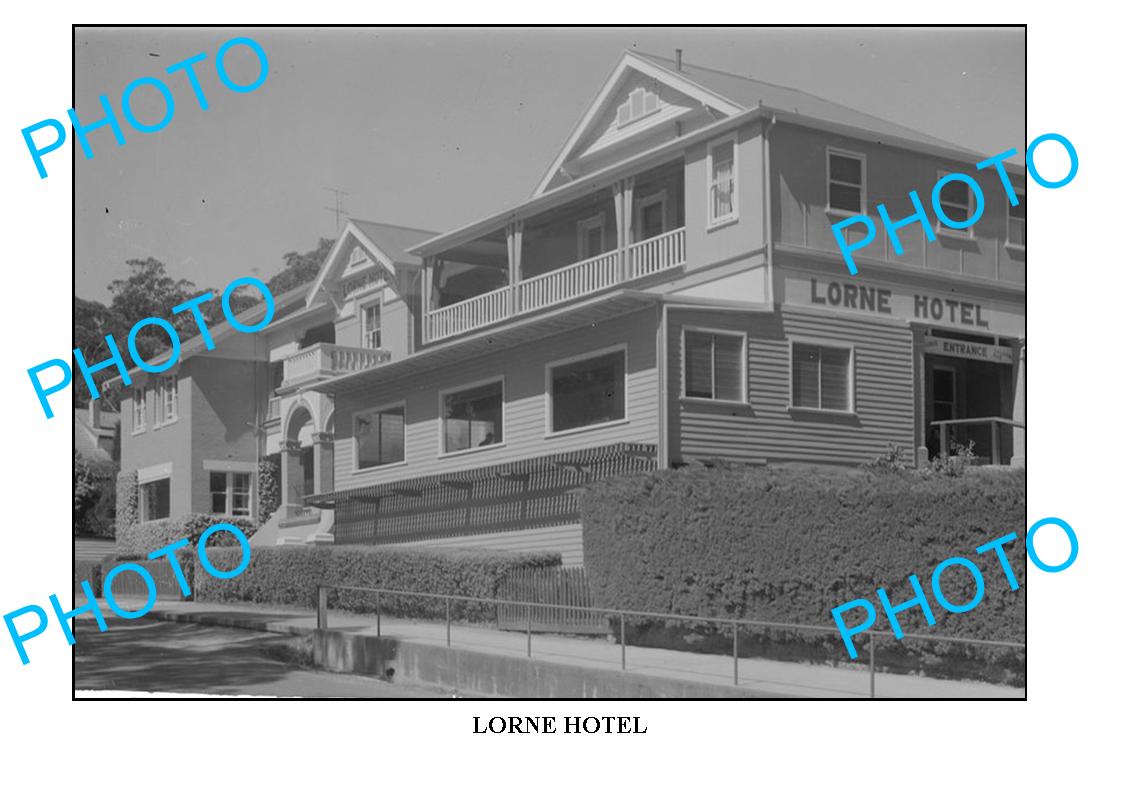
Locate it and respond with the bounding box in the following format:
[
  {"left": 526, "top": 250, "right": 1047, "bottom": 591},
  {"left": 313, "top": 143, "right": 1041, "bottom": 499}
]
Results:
[
  {"left": 928, "top": 416, "right": 1026, "bottom": 465},
  {"left": 315, "top": 583, "right": 1025, "bottom": 698}
]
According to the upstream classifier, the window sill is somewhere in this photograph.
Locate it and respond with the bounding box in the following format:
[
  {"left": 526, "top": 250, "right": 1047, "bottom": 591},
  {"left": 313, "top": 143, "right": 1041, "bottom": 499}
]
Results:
[
  {"left": 681, "top": 396, "right": 750, "bottom": 409},
  {"left": 788, "top": 405, "right": 857, "bottom": 418},
  {"left": 352, "top": 459, "right": 409, "bottom": 476},
  {"left": 131, "top": 428, "right": 147, "bottom": 436},
  {"left": 936, "top": 227, "right": 975, "bottom": 241},
  {"left": 706, "top": 215, "right": 739, "bottom": 233},
  {"left": 438, "top": 441, "right": 507, "bottom": 460},
  {"left": 152, "top": 418, "right": 179, "bottom": 430},
  {"left": 825, "top": 207, "right": 865, "bottom": 219},
  {"left": 544, "top": 417, "right": 629, "bottom": 440},
  {"left": 1005, "top": 241, "right": 1026, "bottom": 252}
]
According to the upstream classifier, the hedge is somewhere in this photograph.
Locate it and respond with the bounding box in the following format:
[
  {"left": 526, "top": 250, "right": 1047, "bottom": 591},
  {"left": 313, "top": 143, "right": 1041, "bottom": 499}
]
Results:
[
  {"left": 581, "top": 463, "right": 1026, "bottom": 684},
  {"left": 114, "top": 470, "right": 139, "bottom": 538},
  {"left": 116, "top": 513, "right": 258, "bottom": 559},
  {"left": 195, "top": 545, "right": 562, "bottom": 622}
]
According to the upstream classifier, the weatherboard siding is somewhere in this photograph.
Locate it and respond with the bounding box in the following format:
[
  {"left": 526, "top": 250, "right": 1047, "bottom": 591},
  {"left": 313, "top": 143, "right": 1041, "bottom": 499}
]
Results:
[
  {"left": 668, "top": 306, "right": 915, "bottom": 467},
  {"left": 332, "top": 306, "right": 661, "bottom": 490}
]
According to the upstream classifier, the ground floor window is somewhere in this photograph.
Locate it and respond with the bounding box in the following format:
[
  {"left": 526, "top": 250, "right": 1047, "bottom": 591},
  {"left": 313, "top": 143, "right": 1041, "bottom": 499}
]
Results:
[
  {"left": 210, "top": 471, "right": 252, "bottom": 517},
  {"left": 355, "top": 404, "right": 406, "bottom": 468},
  {"left": 442, "top": 380, "right": 503, "bottom": 453},
  {"left": 549, "top": 348, "right": 626, "bottom": 433},
  {"left": 684, "top": 330, "right": 745, "bottom": 401},
  {"left": 140, "top": 478, "right": 171, "bottom": 522},
  {"left": 791, "top": 342, "right": 852, "bottom": 411}
]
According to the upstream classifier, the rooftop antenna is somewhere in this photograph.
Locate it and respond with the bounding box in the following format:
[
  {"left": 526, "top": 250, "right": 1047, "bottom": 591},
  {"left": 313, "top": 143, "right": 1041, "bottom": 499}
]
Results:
[{"left": 323, "top": 187, "right": 350, "bottom": 230}]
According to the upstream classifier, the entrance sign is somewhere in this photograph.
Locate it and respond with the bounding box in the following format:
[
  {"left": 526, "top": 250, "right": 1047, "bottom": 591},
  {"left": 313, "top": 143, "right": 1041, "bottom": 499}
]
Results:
[{"left": 923, "top": 338, "right": 1014, "bottom": 364}]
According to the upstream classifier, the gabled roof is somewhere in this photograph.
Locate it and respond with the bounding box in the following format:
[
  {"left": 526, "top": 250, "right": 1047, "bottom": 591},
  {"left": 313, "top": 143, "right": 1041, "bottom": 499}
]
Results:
[
  {"left": 629, "top": 51, "right": 972, "bottom": 155},
  {"left": 305, "top": 218, "right": 437, "bottom": 308}
]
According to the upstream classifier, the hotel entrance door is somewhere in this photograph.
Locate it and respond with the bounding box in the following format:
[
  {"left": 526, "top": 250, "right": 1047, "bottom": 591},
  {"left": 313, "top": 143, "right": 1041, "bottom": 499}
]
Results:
[{"left": 923, "top": 339, "right": 1015, "bottom": 464}]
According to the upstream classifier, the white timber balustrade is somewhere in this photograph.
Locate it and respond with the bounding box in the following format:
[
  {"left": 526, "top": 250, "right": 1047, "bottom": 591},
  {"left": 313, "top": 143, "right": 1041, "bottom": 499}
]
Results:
[
  {"left": 281, "top": 343, "right": 390, "bottom": 387},
  {"left": 628, "top": 227, "right": 686, "bottom": 279},
  {"left": 422, "top": 226, "right": 686, "bottom": 344},
  {"left": 518, "top": 251, "right": 619, "bottom": 313}
]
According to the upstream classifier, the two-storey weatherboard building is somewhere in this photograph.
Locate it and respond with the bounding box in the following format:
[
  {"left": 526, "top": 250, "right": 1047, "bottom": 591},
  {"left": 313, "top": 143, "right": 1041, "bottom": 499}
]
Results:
[{"left": 114, "top": 51, "right": 1026, "bottom": 564}]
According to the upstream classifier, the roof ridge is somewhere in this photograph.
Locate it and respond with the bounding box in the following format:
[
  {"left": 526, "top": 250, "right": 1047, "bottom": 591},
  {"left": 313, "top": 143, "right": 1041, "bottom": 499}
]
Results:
[
  {"left": 349, "top": 217, "right": 440, "bottom": 236},
  {"left": 630, "top": 49, "right": 969, "bottom": 153}
]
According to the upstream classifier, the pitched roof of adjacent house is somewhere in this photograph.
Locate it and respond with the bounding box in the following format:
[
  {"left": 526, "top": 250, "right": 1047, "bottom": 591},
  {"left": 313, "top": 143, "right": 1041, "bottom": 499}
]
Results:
[
  {"left": 629, "top": 51, "right": 973, "bottom": 155},
  {"left": 349, "top": 220, "right": 438, "bottom": 268},
  {"left": 75, "top": 407, "right": 118, "bottom": 463}
]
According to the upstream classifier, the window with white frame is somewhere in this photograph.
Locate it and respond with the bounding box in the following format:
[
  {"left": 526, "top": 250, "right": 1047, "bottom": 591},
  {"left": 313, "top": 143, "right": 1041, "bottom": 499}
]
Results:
[
  {"left": 935, "top": 171, "right": 975, "bottom": 234},
  {"left": 132, "top": 387, "right": 147, "bottom": 432},
  {"left": 1008, "top": 191, "right": 1026, "bottom": 248},
  {"left": 708, "top": 137, "right": 737, "bottom": 225},
  {"left": 549, "top": 349, "right": 626, "bottom": 433},
  {"left": 827, "top": 149, "right": 865, "bottom": 214},
  {"left": 684, "top": 330, "right": 746, "bottom": 402},
  {"left": 140, "top": 478, "right": 171, "bottom": 522},
  {"left": 577, "top": 214, "right": 606, "bottom": 261},
  {"left": 155, "top": 375, "right": 178, "bottom": 426},
  {"left": 361, "top": 298, "right": 382, "bottom": 349},
  {"left": 210, "top": 471, "right": 251, "bottom": 517},
  {"left": 615, "top": 86, "right": 659, "bottom": 128},
  {"left": 791, "top": 343, "right": 852, "bottom": 412},
  {"left": 355, "top": 404, "right": 405, "bottom": 469},
  {"left": 442, "top": 380, "right": 503, "bottom": 453}
]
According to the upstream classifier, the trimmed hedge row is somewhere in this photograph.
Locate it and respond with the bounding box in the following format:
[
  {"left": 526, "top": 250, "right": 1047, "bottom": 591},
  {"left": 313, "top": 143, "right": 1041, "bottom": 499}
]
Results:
[
  {"left": 581, "top": 463, "right": 1026, "bottom": 683},
  {"left": 195, "top": 545, "right": 563, "bottom": 622},
  {"left": 116, "top": 514, "right": 257, "bottom": 559}
]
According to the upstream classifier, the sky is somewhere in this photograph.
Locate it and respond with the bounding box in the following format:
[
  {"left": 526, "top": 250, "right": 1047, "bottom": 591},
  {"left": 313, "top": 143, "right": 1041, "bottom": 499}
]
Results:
[{"left": 74, "top": 26, "right": 1025, "bottom": 302}]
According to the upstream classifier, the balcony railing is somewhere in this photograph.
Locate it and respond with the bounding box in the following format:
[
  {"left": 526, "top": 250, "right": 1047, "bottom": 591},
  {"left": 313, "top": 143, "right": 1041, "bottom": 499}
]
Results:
[
  {"left": 281, "top": 343, "right": 391, "bottom": 389},
  {"left": 423, "top": 227, "right": 685, "bottom": 344}
]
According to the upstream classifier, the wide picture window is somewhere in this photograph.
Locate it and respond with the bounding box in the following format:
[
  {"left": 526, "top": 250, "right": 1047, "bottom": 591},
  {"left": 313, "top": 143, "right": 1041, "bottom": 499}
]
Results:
[
  {"left": 443, "top": 382, "right": 502, "bottom": 453},
  {"left": 550, "top": 350, "right": 626, "bottom": 433}
]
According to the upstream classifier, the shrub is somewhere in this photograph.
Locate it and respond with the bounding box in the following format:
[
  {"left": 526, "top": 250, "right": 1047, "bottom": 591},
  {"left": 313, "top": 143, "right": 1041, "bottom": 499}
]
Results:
[
  {"left": 114, "top": 470, "right": 139, "bottom": 537},
  {"left": 195, "top": 545, "right": 562, "bottom": 622},
  {"left": 116, "top": 513, "right": 258, "bottom": 559},
  {"left": 257, "top": 457, "right": 280, "bottom": 524},
  {"left": 580, "top": 463, "right": 1026, "bottom": 684},
  {"left": 74, "top": 453, "right": 117, "bottom": 537}
]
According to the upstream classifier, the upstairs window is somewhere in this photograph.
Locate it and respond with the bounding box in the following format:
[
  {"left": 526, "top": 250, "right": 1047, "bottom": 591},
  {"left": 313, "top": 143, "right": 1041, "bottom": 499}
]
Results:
[
  {"left": 355, "top": 404, "right": 406, "bottom": 469},
  {"left": 827, "top": 149, "right": 865, "bottom": 215},
  {"left": 442, "top": 380, "right": 503, "bottom": 454},
  {"left": 132, "top": 387, "right": 146, "bottom": 432},
  {"left": 549, "top": 348, "right": 626, "bottom": 433},
  {"left": 684, "top": 330, "right": 745, "bottom": 402},
  {"left": 792, "top": 343, "right": 852, "bottom": 412},
  {"left": 615, "top": 87, "right": 660, "bottom": 128},
  {"left": 361, "top": 299, "right": 382, "bottom": 349},
  {"left": 935, "top": 170, "right": 977, "bottom": 235},
  {"left": 155, "top": 375, "right": 178, "bottom": 426},
  {"left": 708, "top": 137, "right": 737, "bottom": 225},
  {"left": 1008, "top": 191, "right": 1026, "bottom": 248}
]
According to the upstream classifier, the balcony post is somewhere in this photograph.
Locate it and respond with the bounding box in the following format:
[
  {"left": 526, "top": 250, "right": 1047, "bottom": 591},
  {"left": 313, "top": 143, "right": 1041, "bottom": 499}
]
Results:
[
  {"left": 614, "top": 177, "right": 634, "bottom": 282},
  {"left": 506, "top": 220, "right": 523, "bottom": 315},
  {"left": 1011, "top": 338, "right": 1026, "bottom": 467}
]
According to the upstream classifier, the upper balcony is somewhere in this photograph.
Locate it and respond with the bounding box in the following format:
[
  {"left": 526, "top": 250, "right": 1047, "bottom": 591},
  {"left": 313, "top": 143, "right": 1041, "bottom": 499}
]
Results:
[
  {"left": 279, "top": 342, "right": 391, "bottom": 391},
  {"left": 422, "top": 160, "right": 685, "bottom": 344}
]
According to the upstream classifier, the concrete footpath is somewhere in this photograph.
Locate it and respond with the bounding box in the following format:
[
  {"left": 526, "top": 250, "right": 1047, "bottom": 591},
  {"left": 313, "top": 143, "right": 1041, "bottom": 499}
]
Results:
[{"left": 113, "top": 599, "right": 1025, "bottom": 699}]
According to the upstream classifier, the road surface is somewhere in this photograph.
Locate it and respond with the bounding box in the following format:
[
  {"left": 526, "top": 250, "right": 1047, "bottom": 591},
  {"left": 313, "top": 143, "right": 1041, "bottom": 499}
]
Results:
[{"left": 74, "top": 617, "right": 465, "bottom": 698}]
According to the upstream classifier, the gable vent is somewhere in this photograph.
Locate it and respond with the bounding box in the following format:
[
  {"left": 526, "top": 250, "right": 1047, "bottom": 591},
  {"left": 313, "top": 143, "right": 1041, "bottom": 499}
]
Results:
[{"left": 616, "top": 86, "right": 660, "bottom": 128}]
